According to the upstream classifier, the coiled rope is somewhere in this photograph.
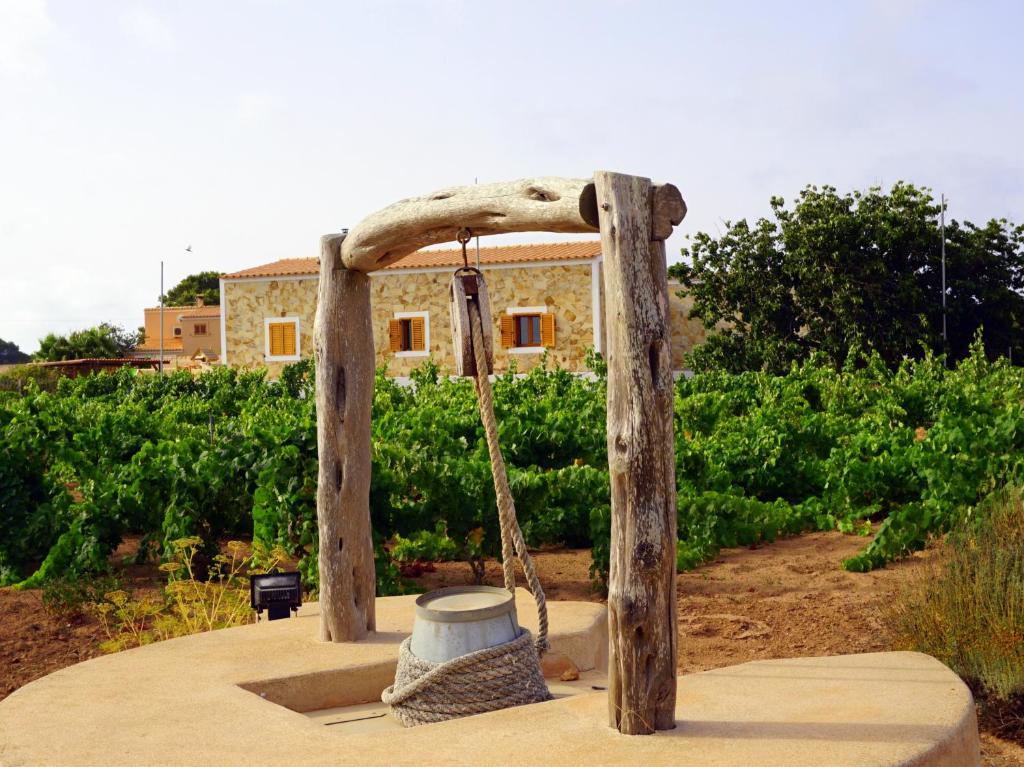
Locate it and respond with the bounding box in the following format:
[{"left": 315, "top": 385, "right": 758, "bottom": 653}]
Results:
[{"left": 381, "top": 286, "right": 551, "bottom": 726}]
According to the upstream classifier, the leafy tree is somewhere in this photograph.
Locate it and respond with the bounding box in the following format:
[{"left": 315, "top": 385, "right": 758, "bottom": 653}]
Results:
[
  {"left": 34, "top": 323, "right": 140, "bottom": 361},
  {"left": 927, "top": 218, "right": 1024, "bottom": 363},
  {"left": 671, "top": 183, "right": 1024, "bottom": 372},
  {"left": 0, "top": 338, "right": 30, "bottom": 364},
  {"left": 163, "top": 271, "right": 220, "bottom": 306}
]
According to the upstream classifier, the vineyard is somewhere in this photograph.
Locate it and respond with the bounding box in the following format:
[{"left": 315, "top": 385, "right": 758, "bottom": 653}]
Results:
[{"left": 2, "top": 343, "right": 1023, "bottom": 594}]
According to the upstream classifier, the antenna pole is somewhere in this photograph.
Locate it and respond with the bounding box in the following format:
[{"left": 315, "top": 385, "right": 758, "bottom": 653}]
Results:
[
  {"left": 941, "top": 193, "right": 947, "bottom": 345},
  {"left": 159, "top": 260, "right": 164, "bottom": 374}
]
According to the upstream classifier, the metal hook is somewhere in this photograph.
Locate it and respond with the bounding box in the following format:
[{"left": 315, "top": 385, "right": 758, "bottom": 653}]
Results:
[{"left": 457, "top": 227, "right": 472, "bottom": 268}]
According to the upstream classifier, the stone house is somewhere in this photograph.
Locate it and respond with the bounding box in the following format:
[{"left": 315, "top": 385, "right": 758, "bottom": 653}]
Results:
[{"left": 219, "top": 241, "right": 707, "bottom": 378}]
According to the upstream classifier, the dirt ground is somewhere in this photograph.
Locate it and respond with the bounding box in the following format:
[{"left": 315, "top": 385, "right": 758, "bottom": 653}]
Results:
[{"left": 2, "top": 531, "right": 1021, "bottom": 765}]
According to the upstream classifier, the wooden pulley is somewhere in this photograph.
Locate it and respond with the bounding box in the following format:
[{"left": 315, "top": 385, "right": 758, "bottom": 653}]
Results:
[{"left": 449, "top": 267, "right": 494, "bottom": 377}]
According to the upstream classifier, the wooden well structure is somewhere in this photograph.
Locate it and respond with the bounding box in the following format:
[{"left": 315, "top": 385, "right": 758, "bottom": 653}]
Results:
[{"left": 314, "top": 171, "right": 685, "bottom": 734}]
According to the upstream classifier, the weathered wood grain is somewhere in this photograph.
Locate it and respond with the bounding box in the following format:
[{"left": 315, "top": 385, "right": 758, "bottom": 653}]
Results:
[
  {"left": 595, "top": 171, "right": 679, "bottom": 734},
  {"left": 449, "top": 271, "right": 494, "bottom": 377},
  {"left": 340, "top": 178, "right": 600, "bottom": 272},
  {"left": 314, "top": 232, "right": 376, "bottom": 642},
  {"left": 651, "top": 183, "right": 687, "bottom": 241}
]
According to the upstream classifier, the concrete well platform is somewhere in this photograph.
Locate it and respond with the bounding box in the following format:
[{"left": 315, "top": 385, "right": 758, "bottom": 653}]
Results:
[{"left": 0, "top": 591, "right": 979, "bottom": 766}]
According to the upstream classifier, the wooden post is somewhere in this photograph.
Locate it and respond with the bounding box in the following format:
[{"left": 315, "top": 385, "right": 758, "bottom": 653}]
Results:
[
  {"left": 314, "top": 233, "right": 376, "bottom": 642},
  {"left": 595, "top": 171, "right": 681, "bottom": 734}
]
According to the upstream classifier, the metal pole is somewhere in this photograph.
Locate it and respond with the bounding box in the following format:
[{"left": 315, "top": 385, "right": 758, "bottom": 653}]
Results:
[
  {"left": 159, "top": 260, "right": 164, "bottom": 374},
  {"left": 941, "top": 194, "right": 947, "bottom": 344},
  {"left": 474, "top": 177, "right": 481, "bottom": 269}
]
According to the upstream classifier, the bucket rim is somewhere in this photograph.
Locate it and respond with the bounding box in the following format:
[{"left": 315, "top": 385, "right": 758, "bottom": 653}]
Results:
[{"left": 414, "top": 585, "right": 517, "bottom": 624}]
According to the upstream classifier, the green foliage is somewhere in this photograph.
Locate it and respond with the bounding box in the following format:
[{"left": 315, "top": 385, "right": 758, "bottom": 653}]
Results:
[
  {"left": 671, "top": 340, "right": 1024, "bottom": 575},
  {"left": 6, "top": 345, "right": 1024, "bottom": 596},
  {"left": 0, "top": 359, "right": 609, "bottom": 593},
  {"left": 887, "top": 486, "right": 1024, "bottom": 727},
  {"left": 162, "top": 271, "right": 221, "bottom": 307},
  {"left": 390, "top": 522, "right": 459, "bottom": 563},
  {"left": 34, "top": 323, "right": 140, "bottom": 361},
  {"left": 671, "top": 183, "right": 1024, "bottom": 373}
]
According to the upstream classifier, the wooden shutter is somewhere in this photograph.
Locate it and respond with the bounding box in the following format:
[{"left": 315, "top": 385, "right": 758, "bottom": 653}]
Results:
[
  {"left": 541, "top": 313, "right": 555, "bottom": 347},
  {"left": 500, "top": 315, "right": 516, "bottom": 348},
  {"left": 410, "top": 317, "right": 426, "bottom": 351},
  {"left": 388, "top": 319, "right": 403, "bottom": 352},
  {"left": 282, "top": 321, "right": 296, "bottom": 355},
  {"left": 269, "top": 323, "right": 285, "bottom": 356}
]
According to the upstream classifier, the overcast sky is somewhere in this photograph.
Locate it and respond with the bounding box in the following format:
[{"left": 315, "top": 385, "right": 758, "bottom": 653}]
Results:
[{"left": 1, "top": 0, "right": 1021, "bottom": 353}]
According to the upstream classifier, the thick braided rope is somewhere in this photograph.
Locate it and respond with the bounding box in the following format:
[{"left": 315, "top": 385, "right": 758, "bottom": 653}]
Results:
[
  {"left": 380, "top": 292, "right": 553, "bottom": 728},
  {"left": 468, "top": 302, "right": 549, "bottom": 655},
  {"left": 381, "top": 630, "right": 552, "bottom": 727}
]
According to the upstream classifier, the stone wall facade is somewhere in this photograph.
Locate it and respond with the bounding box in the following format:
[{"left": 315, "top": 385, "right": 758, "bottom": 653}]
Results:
[{"left": 222, "top": 259, "right": 708, "bottom": 378}]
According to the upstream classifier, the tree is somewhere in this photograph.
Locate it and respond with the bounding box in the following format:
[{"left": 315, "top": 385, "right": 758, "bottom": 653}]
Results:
[
  {"left": 926, "top": 218, "right": 1024, "bottom": 363},
  {"left": 670, "top": 183, "right": 1024, "bottom": 372},
  {"left": 0, "top": 339, "right": 30, "bottom": 364},
  {"left": 34, "top": 324, "right": 140, "bottom": 361},
  {"left": 163, "top": 271, "right": 220, "bottom": 306}
]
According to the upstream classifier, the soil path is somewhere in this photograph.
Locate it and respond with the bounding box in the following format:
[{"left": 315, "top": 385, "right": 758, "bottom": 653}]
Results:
[{"left": 2, "top": 531, "right": 1021, "bottom": 764}]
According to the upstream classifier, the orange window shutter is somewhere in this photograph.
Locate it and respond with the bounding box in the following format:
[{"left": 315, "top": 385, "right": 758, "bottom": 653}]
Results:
[
  {"left": 283, "top": 322, "right": 296, "bottom": 355},
  {"left": 268, "top": 324, "right": 281, "bottom": 356},
  {"left": 541, "top": 313, "right": 556, "bottom": 347},
  {"left": 410, "top": 317, "right": 426, "bottom": 351},
  {"left": 388, "top": 319, "right": 403, "bottom": 352},
  {"left": 500, "top": 315, "right": 516, "bottom": 348}
]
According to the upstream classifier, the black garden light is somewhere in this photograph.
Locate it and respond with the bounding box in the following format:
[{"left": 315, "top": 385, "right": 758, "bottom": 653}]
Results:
[{"left": 249, "top": 571, "right": 302, "bottom": 621}]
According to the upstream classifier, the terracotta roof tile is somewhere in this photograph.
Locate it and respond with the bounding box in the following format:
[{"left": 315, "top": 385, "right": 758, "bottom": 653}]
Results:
[
  {"left": 177, "top": 311, "right": 220, "bottom": 320},
  {"left": 143, "top": 306, "right": 220, "bottom": 317},
  {"left": 136, "top": 339, "right": 184, "bottom": 352},
  {"left": 221, "top": 241, "right": 602, "bottom": 280}
]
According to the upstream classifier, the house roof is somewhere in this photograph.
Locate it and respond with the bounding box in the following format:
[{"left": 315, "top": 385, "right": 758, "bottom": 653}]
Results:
[
  {"left": 221, "top": 240, "right": 603, "bottom": 280},
  {"left": 35, "top": 358, "right": 159, "bottom": 368},
  {"left": 136, "top": 339, "right": 184, "bottom": 352},
  {"left": 143, "top": 305, "right": 221, "bottom": 317},
  {"left": 178, "top": 311, "right": 220, "bottom": 320}
]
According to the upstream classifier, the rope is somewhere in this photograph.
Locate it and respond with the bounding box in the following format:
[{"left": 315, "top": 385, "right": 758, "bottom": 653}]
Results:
[
  {"left": 380, "top": 282, "right": 552, "bottom": 727},
  {"left": 381, "top": 631, "right": 551, "bottom": 727},
  {"left": 468, "top": 301, "right": 549, "bottom": 656}
]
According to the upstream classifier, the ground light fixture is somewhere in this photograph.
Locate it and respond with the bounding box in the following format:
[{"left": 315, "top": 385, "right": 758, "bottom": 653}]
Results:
[{"left": 249, "top": 571, "right": 302, "bottom": 621}]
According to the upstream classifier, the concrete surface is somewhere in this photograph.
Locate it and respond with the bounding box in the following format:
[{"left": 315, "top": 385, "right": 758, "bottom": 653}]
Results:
[{"left": 0, "top": 591, "right": 979, "bottom": 766}]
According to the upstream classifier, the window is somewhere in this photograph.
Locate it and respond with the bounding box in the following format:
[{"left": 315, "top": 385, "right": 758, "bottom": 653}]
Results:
[
  {"left": 515, "top": 315, "right": 542, "bottom": 347},
  {"left": 265, "top": 317, "right": 300, "bottom": 361},
  {"left": 388, "top": 312, "right": 429, "bottom": 356},
  {"left": 501, "top": 308, "right": 555, "bottom": 351},
  {"left": 194, "top": 323, "right": 208, "bottom": 336},
  {"left": 173, "top": 327, "right": 182, "bottom": 337}
]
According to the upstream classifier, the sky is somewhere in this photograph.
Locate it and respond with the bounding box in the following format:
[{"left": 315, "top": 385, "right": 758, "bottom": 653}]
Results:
[{"left": 1, "top": 0, "right": 1022, "bottom": 354}]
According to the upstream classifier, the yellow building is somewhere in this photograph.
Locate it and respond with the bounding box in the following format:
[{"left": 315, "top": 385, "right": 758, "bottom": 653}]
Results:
[
  {"left": 135, "top": 297, "right": 221, "bottom": 365},
  {"left": 219, "top": 241, "right": 707, "bottom": 378}
]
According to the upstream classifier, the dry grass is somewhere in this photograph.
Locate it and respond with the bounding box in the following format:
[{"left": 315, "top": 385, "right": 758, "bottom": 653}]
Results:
[{"left": 887, "top": 487, "right": 1024, "bottom": 741}]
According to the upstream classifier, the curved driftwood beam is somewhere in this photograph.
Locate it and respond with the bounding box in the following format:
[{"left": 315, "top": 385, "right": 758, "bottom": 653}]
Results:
[{"left": 341, "top": 177, "right": 600, "bottom": 272}]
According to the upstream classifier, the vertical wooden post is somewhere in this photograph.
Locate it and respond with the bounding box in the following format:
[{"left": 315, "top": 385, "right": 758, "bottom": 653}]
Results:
[
  {"left": 595, "top": 171, "right": 680, "bottom": 734},
  {"left": 314, "top": 233, "right": 376, "bottom": 642}
]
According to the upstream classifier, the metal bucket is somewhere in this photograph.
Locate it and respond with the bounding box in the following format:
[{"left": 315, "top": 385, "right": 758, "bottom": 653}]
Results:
[{"left": 409, "top": 586, "right": 520, "bottom": 663}]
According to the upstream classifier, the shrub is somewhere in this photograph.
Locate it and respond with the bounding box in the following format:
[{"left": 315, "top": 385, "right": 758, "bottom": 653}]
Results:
[
  {"left": 390, "top": 522, "right": 459, "bottom": 564},
  {"left": 41, "top": 573, "right": 124, "bottom": 620},
  {"left": 93, "top": 537, "right": 285, "bottom": 652},
  {"left": 887, "top": 486, "right": 1024, "bottom": 738}
]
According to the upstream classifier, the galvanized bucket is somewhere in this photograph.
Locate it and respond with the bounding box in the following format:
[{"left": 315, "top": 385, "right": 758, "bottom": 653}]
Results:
[{"left": 409, "top": 586, "right": 520, "bottom": 663}]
